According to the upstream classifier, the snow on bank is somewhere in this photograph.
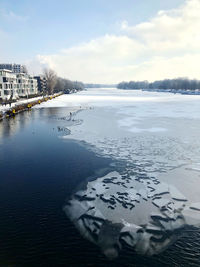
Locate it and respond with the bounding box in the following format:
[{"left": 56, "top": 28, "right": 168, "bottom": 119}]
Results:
[
  {"left": 0, "top": 96, "right": 44, "bottom": 114},
  {"left": 0, "top": 93, "right": 62, "bottom": 114}
]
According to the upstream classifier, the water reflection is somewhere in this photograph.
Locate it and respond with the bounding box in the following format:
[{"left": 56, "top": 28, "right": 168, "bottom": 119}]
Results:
[
  {"left": 0, "top": 107, "right": 114, "bottom": 266},
  {"left": 0, "top": 107, "right": 76, "bottom": 141},
  {"left": 0, "top": 113, "right": 30, "bottom": 140}
]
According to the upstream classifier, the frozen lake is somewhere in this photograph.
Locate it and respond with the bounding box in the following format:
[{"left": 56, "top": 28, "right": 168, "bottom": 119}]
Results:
[
  {"left": 40, "top": 88, "right": 200, "bottom": 264},
  {"left": 1, "top": 87, "right": 200, "bottom": 266},
  {"left": 39, "top": 87, "right": 200, "bottom": 202}
]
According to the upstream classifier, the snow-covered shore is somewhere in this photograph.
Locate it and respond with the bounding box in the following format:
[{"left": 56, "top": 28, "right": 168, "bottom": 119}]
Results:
[
  {"left": 0, "top": 93, "right": 63, "bottom": 117},
  {"left": 0, "top": 96, "right": 43, "bottom": 114}
]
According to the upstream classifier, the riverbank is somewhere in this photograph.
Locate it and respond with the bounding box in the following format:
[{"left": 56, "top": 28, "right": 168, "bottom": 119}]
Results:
[
  {"left": 142, "top": 88, "right": 200, "bottom": 95},
  {"left": 117, "top": 88, "right": 200, "bottom": 95},
  {"left": 0, "top": 93, "right": 63, "bottom": 120}
]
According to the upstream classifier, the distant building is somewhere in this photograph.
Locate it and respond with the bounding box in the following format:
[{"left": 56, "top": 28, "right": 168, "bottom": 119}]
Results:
[
  {"left": 34, "top": 76, "right": 47, "bottom": 92},
  {"left": 0, "top": 63, "right": 27, "bottom": 74},
  {"left": 0, "top": 69, "right": 18, "bottom": 100},
  {"left": 29, "top": 77, "right": 38, "bottom": 96},
  {"left": 0, "top": 69, "right": 38, "bottom": 100},
  {"left": 16, "top": 73, "right": 38, "bottom": 97}
]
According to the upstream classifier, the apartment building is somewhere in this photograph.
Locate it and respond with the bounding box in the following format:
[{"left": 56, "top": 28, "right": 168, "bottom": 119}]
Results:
[
  {"left": 0, "top": 69, "right": 18, "bottom": 100},
  {"left": 0, "top": 64, "right": 27, "bottom": 74},
  {"left": 16, "top": 73, "right": 38, "bottom": 97},
  {"left": 0, "top": 69, "right": 38, "bottom": 100},
  {"left": 34, "top": 76, "right": 47, "bottom": 92},
  {"left": 29, "top": 77, "right": 38, "bottom": 95}
]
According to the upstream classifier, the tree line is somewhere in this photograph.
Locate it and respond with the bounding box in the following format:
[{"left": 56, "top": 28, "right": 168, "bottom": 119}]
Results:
[
  {"left": 117, "top": 78, "right": 200, "bottom": 90},
  {"left": 43, "top": 68, "right": 84, "bottom": 95}
]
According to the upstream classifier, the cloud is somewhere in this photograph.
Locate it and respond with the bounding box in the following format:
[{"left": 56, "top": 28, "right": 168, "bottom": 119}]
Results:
[
  {"left": 26, "top": 58, "right": 48, "bottom": 76},
  {"left": 35, "top": 0, "right": 200, "bottom": 83},
  {"left": 37, "top": 35, "right": 144, "bottom": 82},
  {"left": 121, "top": 0, "right": 200, "bottom": 53}
]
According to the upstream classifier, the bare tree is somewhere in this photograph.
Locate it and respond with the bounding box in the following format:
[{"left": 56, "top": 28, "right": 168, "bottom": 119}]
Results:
[{"left": 43, "top": 68, "right": 57, "bottom": 95}]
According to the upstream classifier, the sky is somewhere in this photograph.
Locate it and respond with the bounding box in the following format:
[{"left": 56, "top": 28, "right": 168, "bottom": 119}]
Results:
[{"left": 0, "top": 0, "right": 200, "bottom": 83}]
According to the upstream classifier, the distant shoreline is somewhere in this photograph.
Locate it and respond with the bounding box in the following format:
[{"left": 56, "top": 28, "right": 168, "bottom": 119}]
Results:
[
  {"left": 119, "top": 88, "right": 200, "bottom": 95},
  {"left": 143, "top": 88, "right": 200, "bottom": 95}
]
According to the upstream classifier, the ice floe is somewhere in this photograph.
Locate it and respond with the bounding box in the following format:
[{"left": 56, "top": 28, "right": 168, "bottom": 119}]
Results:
[{"left": 64, "top": 170, "right": 200, "bottom": 258}]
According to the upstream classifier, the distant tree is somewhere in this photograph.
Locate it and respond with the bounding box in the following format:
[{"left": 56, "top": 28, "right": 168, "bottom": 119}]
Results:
[
  {"left": 55, "top": 77, "right": 65, "bottom": 92},
  {"left": 54, "top": 77, "right": 84, "bottom": 93},
  {"left": 117, "top": 80, "right": 149, "bottom": 90},
  {"left": 117, "top": 78, "right": 200, "bottom": 90},
  {"left": 43, "top": 68, "right": 57, "bottom": 95}
]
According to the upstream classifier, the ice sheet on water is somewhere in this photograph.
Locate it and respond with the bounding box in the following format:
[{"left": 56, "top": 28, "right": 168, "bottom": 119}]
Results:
[
  {"left": 39, "top": 88, "right": 200, "bottom": 258},
  {"left": 50, "top": 89, "right": 200, "bottom": 175},
  {"left": 64, "top": 169, "right": 200, "bottom": 258},
  {"left": 63, "top": 108, "right": 196, "bottom": 174},
  {"left": 37, "top": 88, "right": 200, "bottom": 119},
  {"left": 129, "top": 127, "right": 167, "bottom": 133}
]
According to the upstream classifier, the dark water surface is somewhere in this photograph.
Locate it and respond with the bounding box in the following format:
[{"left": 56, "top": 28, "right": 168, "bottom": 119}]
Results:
[{"left": 0, "top": 108, "right": 199, "bottom": 267}]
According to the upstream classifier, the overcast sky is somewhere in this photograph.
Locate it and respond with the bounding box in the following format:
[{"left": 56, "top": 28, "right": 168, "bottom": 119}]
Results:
[{"left": 1, "top": 0, "right": 199, "bottom": 83}]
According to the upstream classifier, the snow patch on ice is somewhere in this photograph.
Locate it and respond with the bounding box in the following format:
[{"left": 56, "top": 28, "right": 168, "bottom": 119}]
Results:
[{"left": 129, "top": 127, "right": 167, "bottom": 133}]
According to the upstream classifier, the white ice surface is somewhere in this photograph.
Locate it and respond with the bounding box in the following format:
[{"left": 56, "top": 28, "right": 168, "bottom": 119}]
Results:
[
  {"left": 38, "top": 88, "right": 200, "bottom": 119},
  {"left": 39, "top": 88, "right": 200, "bottom": 257},
  {"left": 40, "top": 88, "right": 200, "bottom": 201}
]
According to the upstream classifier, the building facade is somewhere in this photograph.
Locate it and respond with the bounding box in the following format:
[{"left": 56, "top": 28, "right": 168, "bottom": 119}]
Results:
[
  {"left": 0, "top": 64, "right": 27, "bottom": 74},
  {"left": 0, "top": 69, "right": 38, "bottom": 100},
  {"left": 34, "top": 76, "right": 47, "bottom": 92}
]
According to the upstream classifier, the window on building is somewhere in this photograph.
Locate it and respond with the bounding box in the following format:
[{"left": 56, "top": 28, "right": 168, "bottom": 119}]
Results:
[{"left": 4, "top": 90, "right": 10, "bottom": 95}]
